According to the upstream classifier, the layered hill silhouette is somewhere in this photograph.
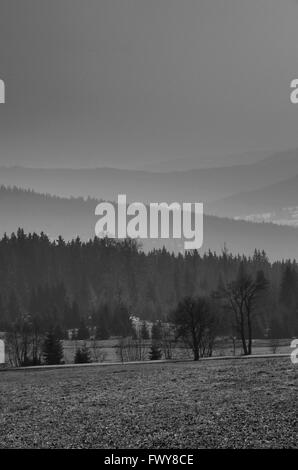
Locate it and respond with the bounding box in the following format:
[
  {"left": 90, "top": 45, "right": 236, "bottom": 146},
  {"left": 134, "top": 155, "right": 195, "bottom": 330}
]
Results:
[
  {"left": 142, "top": 149, "right": 275, "bottom": 172},
  {"left": 1, "top": 186, "right": 298, "bottom": 260},
  {"left": 207, "top": 175, "right": 298, "bottom": 222},
  {"left": 1, "top": 148, "right": 298, "bottom": 205}
]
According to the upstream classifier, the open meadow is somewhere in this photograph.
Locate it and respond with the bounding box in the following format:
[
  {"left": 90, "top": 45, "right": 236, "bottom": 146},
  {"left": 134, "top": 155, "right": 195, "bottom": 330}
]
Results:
[
  {"left": 0, "top": 357, "right": 297, "bottom": 449},
  {"left": 61, "top": 338, "right": 293, "bottom": 364}
]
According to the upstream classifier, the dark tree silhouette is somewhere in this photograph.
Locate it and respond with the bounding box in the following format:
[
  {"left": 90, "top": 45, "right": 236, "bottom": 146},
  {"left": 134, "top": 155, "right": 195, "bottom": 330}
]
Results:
[
  {"left": 0, "top": 230, "right": 296, "bottom": 341},
  {"left": 151, "top": 321, "right": 163, "bottom": 340},
  {"left": 149, "top": 342, "right": 162, "bottom": 360},
  {"left": 76, "top": 318, "right": 90, "bottom": 340},
  {"left": 74, "top": 343, "right": 91, "bottom": 364},
  {"left": 169, "top": 296, "right": 217, "bottom": 361},
  {"left": 140, "top": 321, "right": 150, "bottom": 340},
  {"left": 214, "top": 263, "right": 268, "bottom": 355},
  {"left": 43, "top": 329, "right": 64, "bottom": 365}
]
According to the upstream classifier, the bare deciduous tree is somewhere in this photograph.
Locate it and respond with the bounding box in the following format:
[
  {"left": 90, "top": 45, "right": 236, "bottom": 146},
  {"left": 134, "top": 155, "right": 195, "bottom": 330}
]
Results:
[
  {"left": 169, "top": 296, "right": 218, "bottom": 361},
  {"left": 90, "top": 338, "right": 107, "bottom": 362},
  {"left": 5, "top": 314, "right": 43, "bottom": 366},
  {"left": 160, "top": 323, "right": 175, "bottom": 360},
  {"left": 214, "top": 264, "right": 268, "bottom": 355},
  {"left": 117, "top": 338, "right": 148, "bottom": 362}
]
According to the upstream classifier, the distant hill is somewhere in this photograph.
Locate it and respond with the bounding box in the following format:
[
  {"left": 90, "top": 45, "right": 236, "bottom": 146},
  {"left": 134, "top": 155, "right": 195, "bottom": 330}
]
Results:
[
  {"left": 0, "top": 148, "right": 298, "bottom": 204},
  {"left": 142, "top": 149, "right": 275, "bottom": 172},
  {"left": 1, "top": 186, "right": 298, "bottom": 260},
  {"left": 206, "top": 149, "right": 298, "bottom": 224},
  {"left": 207, "top": 175, "right": 298, "bottom": 219}
]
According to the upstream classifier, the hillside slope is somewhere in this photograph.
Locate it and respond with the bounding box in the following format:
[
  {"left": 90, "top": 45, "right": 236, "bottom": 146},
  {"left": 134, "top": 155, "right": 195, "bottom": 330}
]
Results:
[{"left": 1, "top": 186, "right": 298, "bottom": 260}]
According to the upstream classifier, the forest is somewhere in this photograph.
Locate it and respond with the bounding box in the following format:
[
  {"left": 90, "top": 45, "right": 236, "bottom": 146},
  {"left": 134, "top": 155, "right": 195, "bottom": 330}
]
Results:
[{"left": 0, "top": 229, "right": 297, "bottom": 343}]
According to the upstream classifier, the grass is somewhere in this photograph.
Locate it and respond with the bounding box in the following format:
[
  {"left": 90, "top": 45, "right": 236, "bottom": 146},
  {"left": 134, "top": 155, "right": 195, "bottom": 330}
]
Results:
[
  {"left": 0, "top": 357, "right": 297, "bottom": 448},
  {"left": 62, "top": 337, "right": 292, "bottom": 363}
]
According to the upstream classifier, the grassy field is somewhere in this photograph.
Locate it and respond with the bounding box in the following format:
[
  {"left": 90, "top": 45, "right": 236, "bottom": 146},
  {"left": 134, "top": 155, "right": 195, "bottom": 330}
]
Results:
[
  {"left": 61, "top": 338, "right": 292, "bottom": 364},
  {"left": 0, "top": 357, "right": 297, "bottom": 449}
]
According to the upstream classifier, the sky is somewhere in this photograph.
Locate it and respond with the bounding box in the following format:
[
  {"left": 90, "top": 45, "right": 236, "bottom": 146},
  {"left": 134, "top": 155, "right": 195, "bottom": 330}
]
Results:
[{"left": 0, "top": 0, "right": 298, "bottom": 169}]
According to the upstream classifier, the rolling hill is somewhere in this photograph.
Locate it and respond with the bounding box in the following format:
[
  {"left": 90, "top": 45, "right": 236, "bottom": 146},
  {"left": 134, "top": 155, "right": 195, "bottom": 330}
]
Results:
[
  {"left": 0, "top": 148, "right": 297, "bottom": 204},
  {"left": 207, "top": 175, "right": 298, "bottom": 222},
  {"left": 1, "top": 186, "right": 298, "bottom": 260}
]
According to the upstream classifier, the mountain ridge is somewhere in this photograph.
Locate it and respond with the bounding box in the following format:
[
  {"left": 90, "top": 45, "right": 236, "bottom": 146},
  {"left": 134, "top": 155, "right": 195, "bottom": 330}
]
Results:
[
  {"left": 1, "top": 185, "right": 298, "bottom": 261},
  {"left": 1, "top": 148, "right": 298, "bottom": 203}
]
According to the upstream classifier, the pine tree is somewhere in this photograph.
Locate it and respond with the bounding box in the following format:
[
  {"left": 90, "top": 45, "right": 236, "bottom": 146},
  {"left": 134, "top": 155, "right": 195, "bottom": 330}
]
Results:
[
  {"left": 140, "top": 321, "right": 149, "bottom": 340},
  {"left": 112, "top": 303, "right": 133, "bottom": 337},
  {"left": 279, "top": 265, "right": 298, "bottom": 310},
  {"left": 53, "top": 323, "right": 65, "bottom": 340},
  {"left": 151, "top": 321, "right": 162, "bottom": 340},
  {"left": 74, "top": 343, "right": 91, "bottom": 364},
  {"left": 43, "top": 329, "right": 64, "bottom": 365},
  {"left": 8, "top": 291, "right": 20, "bottom": 322},
  {"left": 71, "top": 301, "right": 81, "bottom": 329},
  {"left": 0, "top": 294, "right": 6, "bottom": 330},
  {"left": 95, "top": 314, "right": 110, "bottom": 340},
  {"left": 77, "top": 318, "right": 90, "bottom": 340},
  {"left": 149, "top": 342, "right": 162, "bottom": 360}
]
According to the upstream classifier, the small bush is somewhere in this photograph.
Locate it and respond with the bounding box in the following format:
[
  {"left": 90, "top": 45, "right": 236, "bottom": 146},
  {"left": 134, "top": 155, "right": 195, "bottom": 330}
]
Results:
[
  {"left": 74, "top": 343, "right": 92, "bottom": 364},
  {"left": 149, "top": 342, "right": 162, "bottom": 360}
]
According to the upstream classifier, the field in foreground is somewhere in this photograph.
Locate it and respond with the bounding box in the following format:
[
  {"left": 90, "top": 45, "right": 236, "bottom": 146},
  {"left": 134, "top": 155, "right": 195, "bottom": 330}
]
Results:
[{"left": 0, "top": 358, "right": 297, "bottom": 448}]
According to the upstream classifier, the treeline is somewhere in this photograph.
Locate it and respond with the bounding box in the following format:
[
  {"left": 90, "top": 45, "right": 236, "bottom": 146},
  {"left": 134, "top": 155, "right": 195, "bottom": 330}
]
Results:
[{"left": 0, "top": 229, "right": 298, "bottom": 340}]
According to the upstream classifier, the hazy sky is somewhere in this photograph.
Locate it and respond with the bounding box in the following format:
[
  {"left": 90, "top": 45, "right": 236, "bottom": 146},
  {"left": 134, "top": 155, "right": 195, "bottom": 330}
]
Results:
[{"left": 0, "top": 0, "right": 298, "bottom": 168}]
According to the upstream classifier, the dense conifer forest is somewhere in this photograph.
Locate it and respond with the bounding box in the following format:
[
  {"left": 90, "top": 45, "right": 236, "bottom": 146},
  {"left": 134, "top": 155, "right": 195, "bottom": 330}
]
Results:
[{"left": 0, "top": 229, "right": 297, "bottom": 339}]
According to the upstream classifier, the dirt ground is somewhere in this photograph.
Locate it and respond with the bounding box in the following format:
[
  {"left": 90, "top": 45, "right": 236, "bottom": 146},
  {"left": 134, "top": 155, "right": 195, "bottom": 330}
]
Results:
[{"left": 0, "top": 357, "right": 296, "bottom": 448}]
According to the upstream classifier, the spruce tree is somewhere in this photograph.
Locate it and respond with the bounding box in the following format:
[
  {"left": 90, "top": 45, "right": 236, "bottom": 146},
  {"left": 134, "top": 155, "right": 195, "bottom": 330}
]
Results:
[
  {"left": 95, "top": 315, "right": 110, "bottom": 340},
  {"left": 77, "top": 318, "right": 90, "bottom": 340},
  {"left": 149, "top": 342, "right": 162, "bottom": 360},
  {"left": 140, "top": 321, "right": 149, "bottom": 340},
  {"left": 43, "top": 329, "right": 64, "bottom": 365},
  {"left": 151, "top": 321, "right": 162, "bottom": 340},
  {"left": 74, "top": 343, "right": 91, "bottom": 364}
]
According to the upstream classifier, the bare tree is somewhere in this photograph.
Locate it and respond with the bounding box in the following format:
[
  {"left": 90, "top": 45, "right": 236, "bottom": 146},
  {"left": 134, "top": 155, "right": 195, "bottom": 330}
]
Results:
[
  {"left": 90, "top": 337, "right": 107, "bottom": 362},
  {"left": 117, "top": 338, "right": 148, "bottom": 362},
  {"left": 160, "top": 323, "right": 175, "bottom": 360},
  {"left": 5, "top": 314, "right": 43, "bottom": 366},
  {"left": 169, "top": 296, "right": 218, "bottom": 361},
  {"left": 214, "top": 264, "right": 268, "bottom": 355},
  {"left": 269, "top": 337, "right": 279, "bottom": 354},
  {"left": 230, "top": 335, "right": 237, "bottom": 356}
]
